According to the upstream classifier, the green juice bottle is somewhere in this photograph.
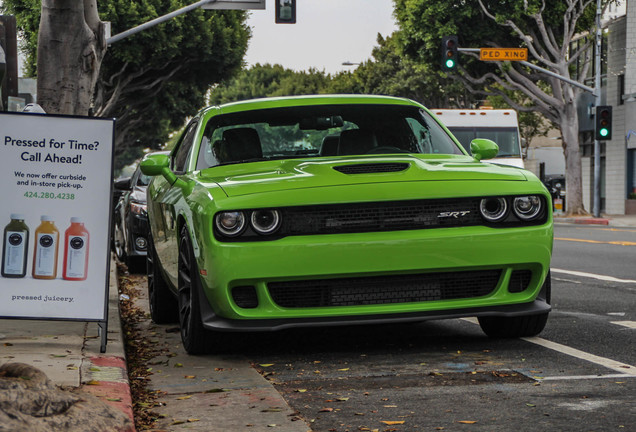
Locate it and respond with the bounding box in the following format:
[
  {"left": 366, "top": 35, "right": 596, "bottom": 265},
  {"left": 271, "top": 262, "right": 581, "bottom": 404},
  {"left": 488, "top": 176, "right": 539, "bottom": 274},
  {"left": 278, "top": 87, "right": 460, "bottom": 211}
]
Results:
[{"left": 2, "top": 214, "right": 29, "bottom": 278}]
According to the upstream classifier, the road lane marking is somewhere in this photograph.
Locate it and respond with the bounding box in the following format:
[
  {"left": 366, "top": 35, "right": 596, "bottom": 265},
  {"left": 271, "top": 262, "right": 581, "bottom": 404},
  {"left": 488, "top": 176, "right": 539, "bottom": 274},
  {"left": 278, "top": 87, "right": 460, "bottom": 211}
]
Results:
[
  {"left": 461, "top": 318, "right": 636, "bottom": 378},
  {"left": 521, "top": 336, "right": 636, "bottom": 376},
  {"left": 551, "top": 268, "right": 636, "bottom": 284},
  {"left": 553, "top": 277, "right": 582, "bottom": 284},
  {"left": 555, "top": 237, "right": 636, "bottom": 246},
  {"left": 611, "top": 321, "right": 636, "bottom": 329},
  {"left": 537, "top": 374, "right": 636, "bottom": 381}
]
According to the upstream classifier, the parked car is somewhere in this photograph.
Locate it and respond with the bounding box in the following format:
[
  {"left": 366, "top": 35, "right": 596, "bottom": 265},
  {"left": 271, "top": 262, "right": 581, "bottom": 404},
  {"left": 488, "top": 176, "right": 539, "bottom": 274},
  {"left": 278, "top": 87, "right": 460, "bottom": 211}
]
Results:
[
  {"left": 140, "top": 95, "right": 554, "bottom": 354},
  {"left": 112, "top": 158, "right": 154, "bottom": 272}
]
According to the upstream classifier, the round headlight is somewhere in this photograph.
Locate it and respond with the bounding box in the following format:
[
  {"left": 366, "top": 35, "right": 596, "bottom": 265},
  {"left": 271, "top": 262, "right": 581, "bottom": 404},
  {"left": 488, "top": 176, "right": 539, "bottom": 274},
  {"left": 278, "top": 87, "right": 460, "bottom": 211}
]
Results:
[
  {"left": 250, "top": 209, "right": 281, "bottom": 235},
  {"left": 480, "top": 197, "right": 508, "bottom": 222},
  {"left": 513, "top": 196, "right": 542, "bottom": 220},
  {"left": 215, "top": 211, "right": 246, "bottom": 237}
]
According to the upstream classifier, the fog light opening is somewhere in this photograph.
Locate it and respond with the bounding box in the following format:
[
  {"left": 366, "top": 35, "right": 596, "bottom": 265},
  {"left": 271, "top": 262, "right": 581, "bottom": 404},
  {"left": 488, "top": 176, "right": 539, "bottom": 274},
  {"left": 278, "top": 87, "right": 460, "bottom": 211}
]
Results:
[{"left": 135, "top": 236, "right": 147, "bottom": 250}]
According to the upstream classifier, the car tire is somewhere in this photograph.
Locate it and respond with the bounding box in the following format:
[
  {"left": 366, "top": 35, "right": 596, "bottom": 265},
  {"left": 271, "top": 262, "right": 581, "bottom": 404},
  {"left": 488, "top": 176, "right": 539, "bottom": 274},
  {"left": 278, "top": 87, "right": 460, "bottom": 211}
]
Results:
[
  {"left": 113, "top": 218, "right": 126, "bottom": 263},
  {"left": 178, "top": 226, "right": 210, "bottom": 354},
  {"left": 147, "top": 231, "right": 178, "bottom": 324},
  {"left": 478, "top": 271, "right": 551, "bottom": 338}
]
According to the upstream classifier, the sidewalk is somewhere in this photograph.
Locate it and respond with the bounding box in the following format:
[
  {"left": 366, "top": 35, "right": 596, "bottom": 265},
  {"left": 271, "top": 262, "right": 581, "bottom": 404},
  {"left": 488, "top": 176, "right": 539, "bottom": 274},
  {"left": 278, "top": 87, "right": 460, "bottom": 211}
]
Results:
[
  {"left": 554, "top": 213, "right": 636, "bottom": 227},
  {"left": 0, "top": 259, "right": 134, "bottom": 431}
]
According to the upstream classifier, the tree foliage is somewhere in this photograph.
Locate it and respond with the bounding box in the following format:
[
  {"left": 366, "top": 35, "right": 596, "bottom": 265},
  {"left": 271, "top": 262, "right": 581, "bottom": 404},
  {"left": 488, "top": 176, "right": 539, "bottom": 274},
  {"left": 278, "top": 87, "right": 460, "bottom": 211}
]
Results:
[
  {"left": 1, "top": 0, "right": 250, "bottom": 169},
  {"left": 208, "top": 63, "right": 328, "bottom": 105}
]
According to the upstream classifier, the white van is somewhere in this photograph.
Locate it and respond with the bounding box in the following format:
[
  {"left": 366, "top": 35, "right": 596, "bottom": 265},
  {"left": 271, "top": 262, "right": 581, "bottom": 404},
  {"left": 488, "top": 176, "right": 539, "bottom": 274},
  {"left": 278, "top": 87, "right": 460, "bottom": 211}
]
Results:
[{"left": 432, "top": 109, "right": 525, "bottom": 168}]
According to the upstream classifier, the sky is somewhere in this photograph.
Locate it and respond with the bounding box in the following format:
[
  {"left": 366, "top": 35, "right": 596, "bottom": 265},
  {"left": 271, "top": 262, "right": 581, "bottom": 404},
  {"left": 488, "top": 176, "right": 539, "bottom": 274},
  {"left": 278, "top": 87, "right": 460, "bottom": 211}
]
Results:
[{"left": 244, "top": 0, "right": 398, "bottom": 75}]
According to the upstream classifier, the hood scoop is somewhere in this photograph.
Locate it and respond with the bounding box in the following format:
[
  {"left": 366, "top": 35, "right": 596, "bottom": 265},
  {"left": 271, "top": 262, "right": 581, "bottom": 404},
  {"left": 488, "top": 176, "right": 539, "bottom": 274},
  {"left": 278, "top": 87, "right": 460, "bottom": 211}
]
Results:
[{"left": 334, "top": 162, "right": 410, "bottom": 175}]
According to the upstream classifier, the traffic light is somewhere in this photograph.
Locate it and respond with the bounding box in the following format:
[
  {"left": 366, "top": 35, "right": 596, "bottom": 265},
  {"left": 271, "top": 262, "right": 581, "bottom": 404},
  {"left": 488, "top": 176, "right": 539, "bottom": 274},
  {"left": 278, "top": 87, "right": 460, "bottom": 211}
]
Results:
[
  {"left": 595, "top": 105, "right": 612, "bottom": 140},
  {"left": 441, "top": 36, "right": 458, "bottom": 71},
  {"left": 275, "top": 0, "right": 296, "bottom": 24}
]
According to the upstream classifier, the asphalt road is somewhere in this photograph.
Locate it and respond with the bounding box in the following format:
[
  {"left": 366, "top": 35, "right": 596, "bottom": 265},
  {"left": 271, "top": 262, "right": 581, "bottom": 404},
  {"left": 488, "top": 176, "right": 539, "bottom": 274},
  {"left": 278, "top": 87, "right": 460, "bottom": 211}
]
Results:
[{"left": 128, "top": 223, "right": 636, "bottom": 432}]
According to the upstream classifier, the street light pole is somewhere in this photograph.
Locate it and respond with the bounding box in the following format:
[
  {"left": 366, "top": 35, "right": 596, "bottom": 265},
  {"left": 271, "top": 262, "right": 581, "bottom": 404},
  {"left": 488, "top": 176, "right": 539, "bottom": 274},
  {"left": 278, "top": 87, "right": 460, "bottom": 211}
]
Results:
[{"left": 106, "top": 0, "right": 218, "bottom": 45}]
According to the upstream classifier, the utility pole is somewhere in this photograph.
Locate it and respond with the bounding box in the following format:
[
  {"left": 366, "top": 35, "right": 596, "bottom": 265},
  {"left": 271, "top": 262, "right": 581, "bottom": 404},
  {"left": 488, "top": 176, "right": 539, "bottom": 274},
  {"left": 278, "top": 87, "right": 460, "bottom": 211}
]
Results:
[{"left": 593, "top": 0, "right": 602, "bottom": 218}]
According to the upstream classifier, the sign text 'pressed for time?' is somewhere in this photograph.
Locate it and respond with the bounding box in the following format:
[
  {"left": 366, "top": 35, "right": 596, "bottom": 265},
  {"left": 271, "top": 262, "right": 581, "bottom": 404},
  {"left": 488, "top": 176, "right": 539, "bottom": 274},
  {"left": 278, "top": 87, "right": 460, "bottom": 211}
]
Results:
[{"left": 480, "top": 48, "right": 528, "bottom": 61}]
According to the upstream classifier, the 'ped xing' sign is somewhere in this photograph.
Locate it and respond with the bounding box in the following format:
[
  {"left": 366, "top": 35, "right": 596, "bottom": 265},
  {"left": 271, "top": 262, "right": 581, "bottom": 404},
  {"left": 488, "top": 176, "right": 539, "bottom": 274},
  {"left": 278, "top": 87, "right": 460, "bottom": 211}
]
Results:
[{"left": 0, "top": 112, "right": 115, "bottom": 321}]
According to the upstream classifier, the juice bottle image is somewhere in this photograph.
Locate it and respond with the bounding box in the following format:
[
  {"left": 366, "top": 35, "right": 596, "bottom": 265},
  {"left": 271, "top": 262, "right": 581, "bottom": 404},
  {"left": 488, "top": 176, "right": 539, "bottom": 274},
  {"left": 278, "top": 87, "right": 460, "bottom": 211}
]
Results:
[
  {"left": 2, "top": 214, "right": 29, "bottom": 278},
  {"left": 32, "top": 215, "right": 59, "bottom": 279},
  {"left": 63, "top": 217, "right": 89, "bottom": 281}
]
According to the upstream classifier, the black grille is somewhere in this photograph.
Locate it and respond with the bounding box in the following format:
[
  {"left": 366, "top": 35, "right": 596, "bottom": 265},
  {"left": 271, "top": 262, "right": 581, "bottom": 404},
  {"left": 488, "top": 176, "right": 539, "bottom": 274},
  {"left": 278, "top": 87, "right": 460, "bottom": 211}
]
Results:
[
  {"left": 334, "top": 163, "right": 410, "bottom": 174},
  {"left": 232, "top": 286, "right": 259, "bottom": 308},
  {"left": 508, "top": 270, "right": 532, "bottom": 293},
  {"left": 283, "top": 198, "right": 482, "bottom": 235},
  {"left": 268, "top": 270, "right": 501, "bottom": 308}
]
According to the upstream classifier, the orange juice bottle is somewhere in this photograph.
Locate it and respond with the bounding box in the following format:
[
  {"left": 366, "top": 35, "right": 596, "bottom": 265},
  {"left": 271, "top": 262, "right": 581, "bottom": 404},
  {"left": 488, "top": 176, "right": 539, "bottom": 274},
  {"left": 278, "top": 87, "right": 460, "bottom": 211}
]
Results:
[
  {"left": 63, "top": 217, "right": 89, "bottom": 281},
  {"left": 32, "top": 215, "right": 59, "bottom": 279}
]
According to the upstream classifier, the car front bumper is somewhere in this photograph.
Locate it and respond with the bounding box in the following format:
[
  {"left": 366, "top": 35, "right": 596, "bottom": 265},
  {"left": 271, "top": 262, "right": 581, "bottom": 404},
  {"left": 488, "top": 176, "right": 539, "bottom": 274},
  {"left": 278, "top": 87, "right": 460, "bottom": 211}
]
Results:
[{"left": 194, "top": 223, "right": 553, "bottom": 331}]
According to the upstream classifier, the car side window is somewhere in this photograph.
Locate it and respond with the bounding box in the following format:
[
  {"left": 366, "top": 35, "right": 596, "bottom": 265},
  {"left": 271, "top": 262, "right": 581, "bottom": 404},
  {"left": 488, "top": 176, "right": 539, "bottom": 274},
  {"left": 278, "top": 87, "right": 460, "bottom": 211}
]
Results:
[{"left": 172, "top": 122, "right": 198, "bottom": 173}]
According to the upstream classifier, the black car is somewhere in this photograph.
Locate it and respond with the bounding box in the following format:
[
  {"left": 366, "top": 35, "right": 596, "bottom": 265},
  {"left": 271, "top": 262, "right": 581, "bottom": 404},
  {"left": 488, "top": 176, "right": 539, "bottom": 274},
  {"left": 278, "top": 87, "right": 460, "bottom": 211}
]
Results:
[{"left": 112, "top": 161, "right": 151, "bottom": 272}]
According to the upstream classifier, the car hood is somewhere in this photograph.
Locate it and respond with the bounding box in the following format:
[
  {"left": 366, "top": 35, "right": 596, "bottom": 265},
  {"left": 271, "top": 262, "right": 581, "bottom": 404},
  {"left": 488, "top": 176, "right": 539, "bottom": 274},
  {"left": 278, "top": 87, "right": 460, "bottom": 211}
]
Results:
[{"left": 198, "top": 155, "right": 528, "bottom": 198}]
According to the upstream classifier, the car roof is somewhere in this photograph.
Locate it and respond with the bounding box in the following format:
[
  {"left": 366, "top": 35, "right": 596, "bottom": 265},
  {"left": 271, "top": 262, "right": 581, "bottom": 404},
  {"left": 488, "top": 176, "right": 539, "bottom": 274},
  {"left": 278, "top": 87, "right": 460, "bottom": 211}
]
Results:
[{"left": 200, "top": 94, "right": 424, "bottom": 117}]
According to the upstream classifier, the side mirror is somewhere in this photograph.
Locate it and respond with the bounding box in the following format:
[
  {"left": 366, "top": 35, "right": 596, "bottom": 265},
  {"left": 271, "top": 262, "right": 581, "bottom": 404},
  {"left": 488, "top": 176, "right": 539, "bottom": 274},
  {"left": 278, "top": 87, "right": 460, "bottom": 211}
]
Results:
[
  {"left": 113, "top": 177, "right": 132, "bottom": 191},
  {"left": 140, "top": 152, "right": 189, "bottom": 190},
  {"left": 470, "top": 138, "right": 499, "bottom": 161},
  {"left": 140, "top": 153, "right": 170, "bottom": 177}
]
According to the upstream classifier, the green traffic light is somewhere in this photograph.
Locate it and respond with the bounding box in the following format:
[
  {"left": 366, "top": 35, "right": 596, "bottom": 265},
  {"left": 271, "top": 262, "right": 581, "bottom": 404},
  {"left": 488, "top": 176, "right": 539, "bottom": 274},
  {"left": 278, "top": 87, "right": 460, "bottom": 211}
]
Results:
[
  {"left": 599, "top": 128, "right": 609, "bottom": 137},
  {"left": 445, "top": 59, "right": 455, "bottom": 69}
]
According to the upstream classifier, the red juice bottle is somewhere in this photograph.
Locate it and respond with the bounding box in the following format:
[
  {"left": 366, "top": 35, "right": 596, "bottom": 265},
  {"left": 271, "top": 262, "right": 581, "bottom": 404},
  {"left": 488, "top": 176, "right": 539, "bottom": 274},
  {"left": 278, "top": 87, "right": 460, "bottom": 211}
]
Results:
[{"left": 63, "top": 217, "right": 89, "bottom": 281}]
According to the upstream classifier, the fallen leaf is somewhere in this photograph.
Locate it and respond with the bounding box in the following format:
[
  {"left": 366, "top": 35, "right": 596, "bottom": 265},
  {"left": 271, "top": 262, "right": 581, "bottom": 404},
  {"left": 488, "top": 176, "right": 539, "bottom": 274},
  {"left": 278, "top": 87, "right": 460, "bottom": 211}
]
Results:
[
  {"left": 338, "top": 368, "right": 350, "bottom": 371},
  {"left": 381, "top": 420, "right": 405, "bottom": 425},
  {"left": 176, "top": 395, "right": 192, "bottom": 400},
  {"left": 260, "top": 364, "right": 274, "bottom": 367},
  {"left": 319, "top": 407, "right": 334, "bottom": 412},
  {"left": 336, "top": 397, "right": 349, "bottom": 402},
  {"left": 184, "top": 375, "right": 196, "bottom": 379},
  {"left": 457, "top": 420, "right": 477, "bottom": 424},
  {"left": 526, "top": 403, "right": 536, "bottom": 407},
  {"left": 186, "top": 419, "right": 200, "bottom": 423},
  {"left": 85, "top": 380, "right": 100, "bottom": 386},
  {"left": 295, "top": 389, "right": 307, "bottom": 393},
  {"left": 174, "top": 363, "right": 183, "bottom": 368},
  {"left": 106, "top": 397, "right": 122, "bottom": 402},
  {"left": 384, "top": 405, "right": 398, "bottom": 408}
]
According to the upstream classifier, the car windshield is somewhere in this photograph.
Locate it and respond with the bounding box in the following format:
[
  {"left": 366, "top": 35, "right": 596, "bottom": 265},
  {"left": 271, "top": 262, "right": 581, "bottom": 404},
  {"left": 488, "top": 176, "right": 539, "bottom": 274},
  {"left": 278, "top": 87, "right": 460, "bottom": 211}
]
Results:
[{"left": 196, "top": 104, "right": 464, "bottom": 169}]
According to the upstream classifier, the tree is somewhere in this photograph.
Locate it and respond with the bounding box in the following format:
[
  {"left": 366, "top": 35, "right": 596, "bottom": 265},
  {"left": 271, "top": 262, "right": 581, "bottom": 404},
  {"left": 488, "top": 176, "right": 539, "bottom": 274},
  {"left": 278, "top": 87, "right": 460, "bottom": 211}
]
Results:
[
  {"left": 394, "top": 0, "right": 607, "bottom": 215},
  {"left": 327, "top": 33, "right": 469, "bottom": 108},
  {"left": 208, "top": 63, "right": 328, "bottom": 105},
  {"left": 36, "top": 0, "right": 106, "bottom": 115},
  {"left": 1, "top": 0, "right": 250, "bottom": 169}
]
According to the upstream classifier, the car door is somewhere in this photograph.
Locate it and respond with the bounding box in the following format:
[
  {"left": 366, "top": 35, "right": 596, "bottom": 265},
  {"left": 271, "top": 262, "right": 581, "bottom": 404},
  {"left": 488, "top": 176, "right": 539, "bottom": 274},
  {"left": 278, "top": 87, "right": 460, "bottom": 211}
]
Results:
[{"left": 153, "top": 121, "right": 199, "bottom": 287}]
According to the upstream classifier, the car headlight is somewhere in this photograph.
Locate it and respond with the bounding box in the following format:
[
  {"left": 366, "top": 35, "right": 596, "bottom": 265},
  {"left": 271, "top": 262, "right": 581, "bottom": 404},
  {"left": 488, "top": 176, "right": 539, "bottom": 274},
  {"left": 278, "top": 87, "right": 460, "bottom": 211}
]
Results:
[
  {"left": 479, "top": 197, "right": 508, "bottom": 222},
  {"left": 513, "top": 195, "right": 542, "bottom": 221},
  {"left": 251, "top": 209, "right": 281, "bottom": 235},
  {"left": 215, "top": 211, "right": 246, "bottom": 237},
  {"left": 130, "top": 202, "right": 147, "bottom": 216}
]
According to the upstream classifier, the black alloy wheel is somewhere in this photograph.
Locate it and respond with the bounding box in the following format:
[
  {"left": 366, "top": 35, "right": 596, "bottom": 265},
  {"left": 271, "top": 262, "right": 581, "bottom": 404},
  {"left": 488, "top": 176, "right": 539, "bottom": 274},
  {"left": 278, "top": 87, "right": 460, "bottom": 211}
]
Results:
[{"left": 177, "top": 226, "right": 209, "bottom": 354}]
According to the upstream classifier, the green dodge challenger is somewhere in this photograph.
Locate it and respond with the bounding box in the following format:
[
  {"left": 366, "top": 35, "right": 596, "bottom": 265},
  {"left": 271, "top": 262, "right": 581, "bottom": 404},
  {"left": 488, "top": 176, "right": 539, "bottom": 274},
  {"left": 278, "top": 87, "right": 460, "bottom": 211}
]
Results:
[{"left": 140, "top": 95, "right": 553, "bottom": 354}]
